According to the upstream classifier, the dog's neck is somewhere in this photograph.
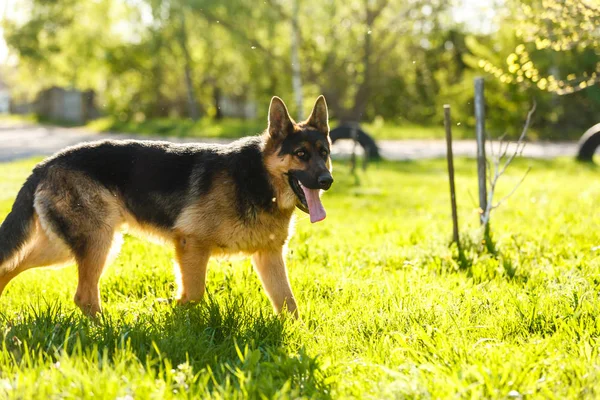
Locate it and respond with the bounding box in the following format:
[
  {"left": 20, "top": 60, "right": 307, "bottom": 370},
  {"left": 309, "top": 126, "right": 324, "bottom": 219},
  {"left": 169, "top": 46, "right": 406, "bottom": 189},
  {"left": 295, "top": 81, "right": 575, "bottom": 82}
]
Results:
[{"left": 262, "top": 134, "right": 299, "bottom": 214}]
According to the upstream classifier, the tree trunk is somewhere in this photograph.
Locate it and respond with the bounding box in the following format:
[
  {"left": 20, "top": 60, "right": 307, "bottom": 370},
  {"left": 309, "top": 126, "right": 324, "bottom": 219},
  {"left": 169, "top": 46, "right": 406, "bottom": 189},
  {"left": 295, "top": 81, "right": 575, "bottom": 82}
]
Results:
[
  {"left": 178, "top": 11, "right": 200, "bottom": 121},
  {"left": 213, "top": 85, "right": 222, "bottom": 120},
  {"left": 349, "top": 0, "right": 373, "bottom": 121},
  {"left": 151, "top": 28, "right": 166, "bottom": 117},
  {"left": 290, "top": 0, "right": 304, "bottom": 121}
]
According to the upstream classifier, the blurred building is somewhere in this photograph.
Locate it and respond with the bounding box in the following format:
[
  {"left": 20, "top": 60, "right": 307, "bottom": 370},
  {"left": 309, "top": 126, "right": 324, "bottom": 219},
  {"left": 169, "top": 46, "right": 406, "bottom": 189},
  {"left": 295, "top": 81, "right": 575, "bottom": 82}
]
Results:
[
  {"left": 34, "top": 87, "right": 99, "bottom": 124},
  {"left": 219, "top": 95, "right": 257, "bottom": 119}
]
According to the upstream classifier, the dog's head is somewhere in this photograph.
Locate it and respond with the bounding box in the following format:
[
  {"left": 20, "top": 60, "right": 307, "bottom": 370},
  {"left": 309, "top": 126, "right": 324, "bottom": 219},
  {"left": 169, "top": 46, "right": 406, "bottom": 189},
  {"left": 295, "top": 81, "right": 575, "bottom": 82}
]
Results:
[{"left": 264, "top": 95, "right": 333, "bottom": 223}]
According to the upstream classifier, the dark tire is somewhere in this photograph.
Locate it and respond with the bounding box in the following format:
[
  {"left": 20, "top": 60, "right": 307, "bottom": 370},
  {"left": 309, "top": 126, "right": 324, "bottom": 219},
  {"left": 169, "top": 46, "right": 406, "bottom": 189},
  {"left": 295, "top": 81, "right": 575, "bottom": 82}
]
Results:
[
  {"left": 330, "top": 124, "right": 380, "bottom": 159},
  {"left": 577, "top": 123, "right": 600, "bottom": 162}
]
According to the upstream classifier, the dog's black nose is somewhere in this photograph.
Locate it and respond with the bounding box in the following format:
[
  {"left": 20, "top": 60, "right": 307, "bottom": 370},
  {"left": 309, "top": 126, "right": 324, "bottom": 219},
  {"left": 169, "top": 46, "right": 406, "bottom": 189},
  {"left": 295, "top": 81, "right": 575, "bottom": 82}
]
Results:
[{"left": 318, "top": 174, "right": 334, "bottom": 190}]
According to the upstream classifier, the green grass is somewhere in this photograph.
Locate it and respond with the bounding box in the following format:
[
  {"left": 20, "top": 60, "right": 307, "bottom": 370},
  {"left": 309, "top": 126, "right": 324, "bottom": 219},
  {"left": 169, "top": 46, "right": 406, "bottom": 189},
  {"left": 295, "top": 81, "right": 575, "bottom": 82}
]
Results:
[
  {"left": 1, "top": 156, "right": 600, "bottom": 398},
  {"left": 87, "top": 117, "right": 268, "bottom": 140},
  {"left": 0, "top": 114, "right": 37, "bottom": 124},
  {"left": 87, "top": 116, "right": 472, "bottom": 141}
]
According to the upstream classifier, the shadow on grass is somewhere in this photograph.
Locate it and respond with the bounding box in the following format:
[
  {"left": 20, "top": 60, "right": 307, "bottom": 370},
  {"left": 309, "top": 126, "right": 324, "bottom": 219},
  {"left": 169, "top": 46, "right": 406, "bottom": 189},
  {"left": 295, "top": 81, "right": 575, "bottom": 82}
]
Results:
[
  {"left": 0, "top": 297, "right": 331, "bottom": 398},
  {"left": 575, "top": 157, "right": 600, "bottom": 169}
]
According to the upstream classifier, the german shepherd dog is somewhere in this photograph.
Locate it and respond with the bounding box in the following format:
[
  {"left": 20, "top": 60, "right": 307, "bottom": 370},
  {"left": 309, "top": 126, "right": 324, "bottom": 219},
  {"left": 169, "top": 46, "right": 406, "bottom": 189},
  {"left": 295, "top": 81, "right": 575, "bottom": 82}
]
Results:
[{"left": 0, "top": 96, "right": 333, "bottom": 318}]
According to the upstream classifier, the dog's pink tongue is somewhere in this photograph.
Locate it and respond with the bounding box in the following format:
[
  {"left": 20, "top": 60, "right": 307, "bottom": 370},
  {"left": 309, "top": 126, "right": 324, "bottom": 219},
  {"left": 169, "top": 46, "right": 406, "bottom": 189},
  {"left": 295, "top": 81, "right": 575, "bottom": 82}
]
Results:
[{"left": 302, "top": 186, "right": 326, "bottom": 223}]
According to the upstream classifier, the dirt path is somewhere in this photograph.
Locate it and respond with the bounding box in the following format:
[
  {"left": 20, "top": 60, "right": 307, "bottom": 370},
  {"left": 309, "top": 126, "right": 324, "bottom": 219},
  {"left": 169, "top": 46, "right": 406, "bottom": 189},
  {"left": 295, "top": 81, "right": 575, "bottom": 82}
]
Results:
[{"left": 0, "top": 122, "right": 580, "bottom": 162}]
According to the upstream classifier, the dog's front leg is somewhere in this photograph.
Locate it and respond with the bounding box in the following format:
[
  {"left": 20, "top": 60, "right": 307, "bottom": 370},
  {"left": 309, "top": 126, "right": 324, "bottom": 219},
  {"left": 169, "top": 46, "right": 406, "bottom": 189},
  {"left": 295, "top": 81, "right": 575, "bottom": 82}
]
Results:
[
  {"left": 174, "top": 236, "right": 210, "bottom": 304},
  {"left": 252, "top": 249, "right": 298, "bottom": 318}
]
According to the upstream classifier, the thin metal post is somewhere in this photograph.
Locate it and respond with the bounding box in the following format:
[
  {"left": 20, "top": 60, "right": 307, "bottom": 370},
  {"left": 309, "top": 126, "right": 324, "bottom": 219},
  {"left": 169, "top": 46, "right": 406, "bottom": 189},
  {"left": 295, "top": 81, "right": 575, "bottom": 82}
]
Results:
[
  {"left": 444, "top": 105, "right": 459, "bottom": 244},
  {"left": 474, "top": 77, "right": 487, "bottom": 224}
]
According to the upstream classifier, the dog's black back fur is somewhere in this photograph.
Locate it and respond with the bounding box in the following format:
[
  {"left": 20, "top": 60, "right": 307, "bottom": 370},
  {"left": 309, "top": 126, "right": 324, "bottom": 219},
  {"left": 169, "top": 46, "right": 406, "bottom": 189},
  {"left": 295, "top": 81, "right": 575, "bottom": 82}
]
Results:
[{"left": 36, "top": 137, "right": 277, "bottom": 228}]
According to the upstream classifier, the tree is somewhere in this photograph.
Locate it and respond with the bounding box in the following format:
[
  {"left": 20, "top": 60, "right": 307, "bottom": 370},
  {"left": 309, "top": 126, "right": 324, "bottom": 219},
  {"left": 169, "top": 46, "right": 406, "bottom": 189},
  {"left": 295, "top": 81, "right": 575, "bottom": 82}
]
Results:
[
  {"left": 185, "top": 0, "right": 453, "bottom": 121},
  {"left": 476, "top": 0, "right": 600, "bottom": 95},
  {"left": 3, "top": 0, "right": 115, "bottom": 96},
  {"left": 9, "top": 0, "right": 594, "bottom": 139},
  {"left": 467, "top": 0, "right": 600, "bottom": 136}
]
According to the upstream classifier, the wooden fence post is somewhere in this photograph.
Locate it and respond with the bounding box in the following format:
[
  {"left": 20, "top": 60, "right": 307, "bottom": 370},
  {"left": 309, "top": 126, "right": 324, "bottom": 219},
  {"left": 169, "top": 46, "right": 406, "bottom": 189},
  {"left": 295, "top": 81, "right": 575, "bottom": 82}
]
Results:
[
  {"left": 474, "top": 77, "right": 487, "bottom": 224},
  {"left": 444, "top": 105, "right": 460, "bottom": 244}
]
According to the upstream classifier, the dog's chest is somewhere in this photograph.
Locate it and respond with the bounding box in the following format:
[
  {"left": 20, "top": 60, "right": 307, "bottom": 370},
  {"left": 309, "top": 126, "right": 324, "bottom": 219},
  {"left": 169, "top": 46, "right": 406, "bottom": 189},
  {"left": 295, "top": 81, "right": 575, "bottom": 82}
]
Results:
[{"left": 212, "top": 213, "right": 293, "bottom": 254}]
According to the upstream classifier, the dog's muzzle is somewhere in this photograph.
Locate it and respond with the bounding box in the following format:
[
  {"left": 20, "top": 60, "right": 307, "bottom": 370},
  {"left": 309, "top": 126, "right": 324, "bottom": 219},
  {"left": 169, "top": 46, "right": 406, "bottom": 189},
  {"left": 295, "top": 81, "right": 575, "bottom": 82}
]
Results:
[{"left": 317, "top": 173, "right": 333, "bottom": 190}]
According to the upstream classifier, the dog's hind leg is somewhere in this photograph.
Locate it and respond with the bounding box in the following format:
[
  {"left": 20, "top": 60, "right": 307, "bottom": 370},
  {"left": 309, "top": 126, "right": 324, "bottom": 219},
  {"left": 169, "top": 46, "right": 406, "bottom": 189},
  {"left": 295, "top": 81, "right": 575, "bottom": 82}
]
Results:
[
  {"left": 73, "top": 230, "right": 117, "bottom": 317},
  {"left": 34, "top": 169, "right": 123, "bottom": 317},
  {"left": 252, "top": 249, "right": 298, "bottom": 318},
  {"left": 174, "top": 236, "right": 210, "bottom": 304}
]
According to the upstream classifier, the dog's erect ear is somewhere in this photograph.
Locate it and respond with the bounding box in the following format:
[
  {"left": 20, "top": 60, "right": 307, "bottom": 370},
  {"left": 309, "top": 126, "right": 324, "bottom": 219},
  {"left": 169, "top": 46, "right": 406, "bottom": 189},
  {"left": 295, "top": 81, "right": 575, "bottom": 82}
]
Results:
[
  {"left": 268, "top": 96, "right": 293, "bottom": 140},
  {"left": 305, "top": 95, "right": 329, "bottom": 134}
]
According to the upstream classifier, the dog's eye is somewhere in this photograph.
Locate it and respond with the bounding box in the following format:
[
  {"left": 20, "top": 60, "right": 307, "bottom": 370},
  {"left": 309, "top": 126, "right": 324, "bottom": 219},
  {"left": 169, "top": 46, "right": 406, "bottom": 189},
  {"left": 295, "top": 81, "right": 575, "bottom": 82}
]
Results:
[
  {"left": 295, "top": 150, "right": 307, "bottom": 159},
  {"left": 320, "top": 149, "right": 329, "bottom": 158}
]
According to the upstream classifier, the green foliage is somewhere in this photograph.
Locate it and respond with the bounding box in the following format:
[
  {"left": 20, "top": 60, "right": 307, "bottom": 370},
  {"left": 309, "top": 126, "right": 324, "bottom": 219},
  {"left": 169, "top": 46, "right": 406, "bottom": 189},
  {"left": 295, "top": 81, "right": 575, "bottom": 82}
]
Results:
[
  {"left": 2, "top": 0, "right": 599, "bottom": 139},
  {"left": 1, "top": 156, "right": 600, "bottom": 397},
  {"left": 3, "top": 0, "right": 129, "bottom": 99},
  {"left": 3, "top": 1, "right": 459, "bottom": 123},
  {"left": 469, "top": 0, "right": 600, "bottom": 135}
]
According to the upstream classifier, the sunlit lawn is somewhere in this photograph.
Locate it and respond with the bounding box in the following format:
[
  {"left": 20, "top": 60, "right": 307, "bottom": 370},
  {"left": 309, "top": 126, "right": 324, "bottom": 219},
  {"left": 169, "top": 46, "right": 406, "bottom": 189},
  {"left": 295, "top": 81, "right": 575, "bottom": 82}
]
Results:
[{"left": 1, "top": 155, "right": 600, "bottom": 398}]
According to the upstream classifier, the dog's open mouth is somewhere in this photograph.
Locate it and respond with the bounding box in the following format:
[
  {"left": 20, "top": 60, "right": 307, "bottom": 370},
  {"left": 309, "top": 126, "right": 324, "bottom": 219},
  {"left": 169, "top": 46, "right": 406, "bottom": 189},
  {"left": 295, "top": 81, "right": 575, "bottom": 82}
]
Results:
[{"left": 288, "top": 176, "right": 327, "bottom": 223}]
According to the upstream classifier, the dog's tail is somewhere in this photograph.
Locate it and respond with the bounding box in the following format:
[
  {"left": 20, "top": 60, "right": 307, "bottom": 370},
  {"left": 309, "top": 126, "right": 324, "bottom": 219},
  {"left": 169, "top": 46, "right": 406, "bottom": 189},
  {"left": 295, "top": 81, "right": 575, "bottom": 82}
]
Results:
[{"left": 0, "top": 172, "right": 41, "bottom": 274}]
